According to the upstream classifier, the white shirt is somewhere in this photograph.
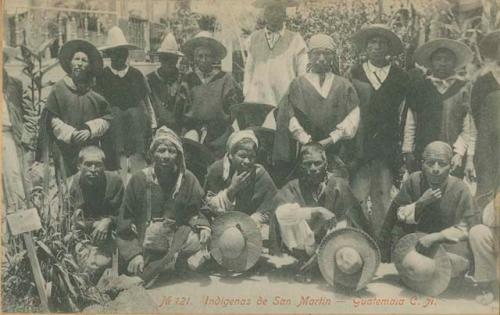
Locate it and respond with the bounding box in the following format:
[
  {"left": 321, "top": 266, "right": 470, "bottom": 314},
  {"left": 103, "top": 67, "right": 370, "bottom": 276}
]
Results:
[
  {"left": 362, "top": 61, "right": 391, "bottom": 90},
  {"left": 109, "top": 65, "right": 130, "bottom": 78}
]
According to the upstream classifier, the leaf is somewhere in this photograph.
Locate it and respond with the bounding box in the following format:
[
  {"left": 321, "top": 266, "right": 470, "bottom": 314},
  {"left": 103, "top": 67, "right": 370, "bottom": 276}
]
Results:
[
  {"left": 54, "top": 264, "right": 77, "bottom": 298},
  {"left": 35, "top": 240, "right": 57, "bottom": 261}
]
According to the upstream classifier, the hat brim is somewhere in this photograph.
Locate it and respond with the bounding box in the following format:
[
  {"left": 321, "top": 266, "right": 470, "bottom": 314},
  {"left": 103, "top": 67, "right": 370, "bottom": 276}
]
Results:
[
  {"left": 182, "top": 37, "right": 227, "bottom": 60},
  {"left": 252, "top": 0, "right": 300, "bottom": 8},
  {"left": 99, "top": 43, "right": 140, "bottom": 52},
  {"left": 210, "top": 212, "right": 262, "bottom": 272},
  {"left": 318, "top": 227, "right": 380, "bottom": 291},
  {"left": 392, "top": 233, "right": 452, "bottom": 297},
  {"left": 155, "top": 49, "right": 184, "bottom": 57},
  {"left": 479, "top": 30, "right": 500, "bottom": 60},
  {"left": 59, "top": 39, "right": 103, "bottom": 76},
  {"left": 414, "top": 38, "right": 473, "bottom": 70},
  {"left": 352, "top": 26, "right": 404, "bottom": 55}
]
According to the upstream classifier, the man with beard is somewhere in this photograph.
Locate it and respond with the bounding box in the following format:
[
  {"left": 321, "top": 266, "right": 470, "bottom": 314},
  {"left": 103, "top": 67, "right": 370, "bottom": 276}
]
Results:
[
  {"left": 269, "top": 143, "right": 371, "bottom": 281},
  {"left": 379, "top": 141, "right": 480, "bottom": 266},
  {"left": 147, "top": 33, "right": 186, "bottom": 132},
  {"left": 116, "top": 127, "right": 210, "bottom": 280},
  {"left": 349, "top": 24, "right": 410, "bottom": 238},
  {"left": 96, "top": 26, "right": 155, "bottom": 180},
  {"left": 43, "top": 39, "right": 114, "bottom": 175},
  {"left": 274, "top": 34, "right": 360, "bottom": 177}
]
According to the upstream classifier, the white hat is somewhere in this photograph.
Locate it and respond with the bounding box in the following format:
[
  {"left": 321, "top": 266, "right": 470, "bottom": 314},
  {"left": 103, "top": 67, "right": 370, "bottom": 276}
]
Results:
[
  {"left": 157, "top": 33, "right": 183, "bottom": 56},
  {"left": 308, "top": 34, "right": 335, "bottom": 51},
  {"left": 100, "top": 26, "right": 140, "bottom": 51}
]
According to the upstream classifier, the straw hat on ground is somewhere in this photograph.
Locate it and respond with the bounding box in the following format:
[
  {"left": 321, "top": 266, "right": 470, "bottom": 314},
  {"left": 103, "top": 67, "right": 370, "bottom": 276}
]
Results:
[
  {"left": 414, "top": 38, "right": 473, "bottom": 70},
  {"left": 352, "top": 24, "right": 404, "bottom": 55},
  {"left": 59, "top": 39, "right": 103, "bottom": 76},
  {"left": 392, "top": 233, "right": 452, "bottom": 297},
  {"left": 210, "top": 211, "right": 262, "bottom": 272},
  {"left": 156, "top": 33, "right": 183, "bottom": 57},
  {"left": 100, "top": 26, "right": 139, "bottom": 52},
  {"left": 318, "top": 227, "right": 380, "bottom": 291},
  {"left": 182, "top": 31, "right": 227, "bottom": 61},
  {"left": 479, "top": 30, "right": 500, "bottom": 60}
]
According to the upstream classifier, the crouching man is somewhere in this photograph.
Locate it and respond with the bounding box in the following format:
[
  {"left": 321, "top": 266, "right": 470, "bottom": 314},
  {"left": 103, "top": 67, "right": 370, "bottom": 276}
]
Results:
[
  {"left": 116, "top": 127, "right": 210, "bottom": 284},
  {"left": 269, "top": 143, "right": 371, "bottom": 281}
]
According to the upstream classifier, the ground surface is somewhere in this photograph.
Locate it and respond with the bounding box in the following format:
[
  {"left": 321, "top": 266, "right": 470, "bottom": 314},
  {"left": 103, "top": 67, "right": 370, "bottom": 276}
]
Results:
[{"left": 145, "top": 253, "right": 499, "bottom": 314}]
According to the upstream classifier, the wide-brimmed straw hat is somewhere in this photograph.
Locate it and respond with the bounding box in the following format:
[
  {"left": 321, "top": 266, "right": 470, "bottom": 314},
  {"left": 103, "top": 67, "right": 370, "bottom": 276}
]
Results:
[
  {"left": 352, "top": 24, "right": 404, "bottom": 55},
  {"left": 156, "top": 32, "right": 184, "bottom": 57},
  {"left": 414, "top": 38, "right": 473, "bottom": 70},
  {"left": 252, "top": 0, "right": 300, "bottom": 8},
  {"left": 392, "top": 233, "right": 452, "bottom": 297},
  {"left": 59, "top": 39, "right": 103, "bottom": 76},
  {"left": 479, "top": 30, "right": 500, "bottom": 60},
  {"left": 182, "top": 31, "right": 227, "bottom": 61},
  {"left": 210, "top": 211, "right": 262, "bottom": 272},
  {"left": 318, "top": 227, "right": 380, "bottom": 291},
  {"left": 99, "top": 26, "right": 140, "bottom": 52}
]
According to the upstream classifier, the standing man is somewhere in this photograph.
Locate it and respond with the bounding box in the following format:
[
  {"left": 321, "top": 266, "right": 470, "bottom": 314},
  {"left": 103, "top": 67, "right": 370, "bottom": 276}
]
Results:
[
  {"left": 96, "top": 26, "right": 155, "bottom": 180},
  {"left": 349, "top": 24, "right": 410, "bottom": 237},
  {"left": 404, "top": 38, "right": 476, "bottom": 179},
  {"left": 244, "top": 0, "right": 308, "bottom": 109},
  {"left": 274, "top": 34, "right": 360, "bottom": 178},
  {"left": 147, "top": 33, "right": 186, "bottom": 132},
  {"left": 42, "top": 39, "right": 115, "bottom": 175},
  {"left": 180, "top": 31, "right": 242, "bottom": 158}
]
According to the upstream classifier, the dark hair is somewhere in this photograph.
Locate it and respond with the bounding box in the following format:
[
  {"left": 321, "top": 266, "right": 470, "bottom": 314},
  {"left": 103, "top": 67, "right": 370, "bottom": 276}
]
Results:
[
  {"left": 299, "top": 142, "right": 326, "bottom": 162},
  {"left": 230, "top": 138, "right": 258, "bottom": 155},
  {"left": 78, "top": 146, "right": 106, "bottom": 164}
]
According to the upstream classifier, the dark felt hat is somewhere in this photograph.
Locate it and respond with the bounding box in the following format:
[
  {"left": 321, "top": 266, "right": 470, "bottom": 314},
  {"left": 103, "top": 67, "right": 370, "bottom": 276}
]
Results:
[
  {"left": 414, "top": 38, "right": 473, "bottom": 70},
  {"left": 59, "top": 39, "right": 103, "bottom": 76},
  {"left": 352, "top": 24, "right": 404, "bottom": 55}
]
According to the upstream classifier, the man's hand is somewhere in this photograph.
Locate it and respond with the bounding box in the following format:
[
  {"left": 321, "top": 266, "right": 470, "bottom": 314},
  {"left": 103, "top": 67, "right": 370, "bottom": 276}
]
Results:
[
  {"left": 318, "top": 138, "right": 333, "bottom": 147},
  {"left": 451, "top": 153, "right": 463, "bottom": 172},
  {"left": 417, "top": 232, "right": 443, "bottom": 249},
  {"left": 199, "top": 229, "right": 211, "bottom": 246},
  {"left": 250, "top": 212, "right": 267, "bottom": 225},
  {"left": 465, "top": 157, "right": 476, "bottom": 181},
  {"left": 127, "top": 255, "right": 144, "bottom": 275},
  {"left": 416, "top": 188, "right": 442, "bottom": 208},
  {"left": 227, "top": 171, "right": 252, "bottom": 199},
  {"left": 72, "top": 130, "right": 91, "bottom": 144},
  {"left": 403, "top": 152, "right": 417, "bottom": 173},
  {"left": 91, "top": 218, "right": 112, "bottom": 241}
]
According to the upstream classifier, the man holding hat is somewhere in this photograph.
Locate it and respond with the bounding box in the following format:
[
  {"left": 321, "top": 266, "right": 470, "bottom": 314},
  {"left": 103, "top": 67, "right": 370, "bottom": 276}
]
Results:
[
  {"left": 180, "top": 31, "right": 242, "bottom": 158},
  {"left": 95, "top": 26, "right": 155, "bottom": 180},
  {"left": 274, "top": 33, "right": 360, "bottom": 177},
  {"left": 403, "top": 38, "right": 476, "bottom": 180},
  {"left": 379, "top": 141, "right": 480, "bottom": 271},
  {"left": 471, "top": 30, "right": 500, "bottom": 207},
  {"left": 349, "top": 24, "right": 410, "bottom": 238},
  {"left": 244, "top": 0, "right": 308, "bottom": 107},
  {"left": 147, "top": 32, "right": 186, "bottom": 132},
  {"left": 43, "top": 39, "right": 115, "bottom": 175}
]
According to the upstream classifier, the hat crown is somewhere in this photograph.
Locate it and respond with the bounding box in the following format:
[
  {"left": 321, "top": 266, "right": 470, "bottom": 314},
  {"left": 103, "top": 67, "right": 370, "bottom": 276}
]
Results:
[
  {"left": 219, "top": 227, "right": 245, "bottom": 259},
  {"left": 402, "top": 250, "right": 436, "bottom": 281},
  {"left": 105, "top": 26, "right": 129, "bottom": 47},
  {"left": 308, "top": 34, "right": 335, "bottom": 51},
  {"left": 335, "top": 247, "right": 363, "bottom": 275},
  {"left": 158, "top": 33, "right": 181, "bottom": 53}
]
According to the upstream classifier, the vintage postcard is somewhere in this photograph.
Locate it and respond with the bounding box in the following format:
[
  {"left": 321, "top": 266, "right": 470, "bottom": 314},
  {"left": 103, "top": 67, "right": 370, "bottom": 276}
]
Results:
[{"left": 1, "top": 0, "right": 499, "bottom": 314}]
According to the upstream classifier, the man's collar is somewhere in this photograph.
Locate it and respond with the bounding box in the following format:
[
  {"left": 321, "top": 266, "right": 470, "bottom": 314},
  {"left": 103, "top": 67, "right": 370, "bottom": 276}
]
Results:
[
  {"left": 265, "top": 26, "right": 285, "bottom": 36},
  {"left": 109, "top": 65, "right": 129, "bottom": 78},
  {"left": 195, "top": 68, "right": 220, "bottom": 83},
  {"left": 366, "top": 60, "right": 391, "bottom": 73}
]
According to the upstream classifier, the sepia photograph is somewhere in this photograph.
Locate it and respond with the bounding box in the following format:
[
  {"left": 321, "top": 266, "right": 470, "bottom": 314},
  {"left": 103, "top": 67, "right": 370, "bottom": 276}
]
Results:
[{"left": 1, "top": 0, "right": 499, "bottom": 313}]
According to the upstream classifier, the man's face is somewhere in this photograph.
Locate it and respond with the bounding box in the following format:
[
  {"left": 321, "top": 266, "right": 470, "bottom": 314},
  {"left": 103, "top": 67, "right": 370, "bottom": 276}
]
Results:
[
  {"left": 422, "top": 156, "right": 451, "bottom": 188},
  {"left": 366, "top": 36, "right": 390, "bottom": 65},
  {"left": 159, "top": 54, "right": 179, "bottom": 75},
  {"left": 153, "top": 141, "right": 178, "bottom": 173},
  {"left": 79, "top": 152, "right": 105, "bottom": 185},
  {"left": 109, "top": 47, "right": 128, "bottom": 70},
  {"left": 309, "top": 48, "right": 335, "bottom": 73},
  {"left": 264, "top": 6, "right": 286, "bottom": 32},
  {"left": 430, "top": 48, "right": 456, "bottom": 79},
  {"left": 229, "top": 141, "right": 257, "bottom": 174},
  {"left": 300, "top": 150, "right": 327, "bottom": 185},
  {"left": 194, "top": 46, "right": 215, "bottom": 74},
  {"left": 71, "top": 51, "right": 90, "bottom": 81}
]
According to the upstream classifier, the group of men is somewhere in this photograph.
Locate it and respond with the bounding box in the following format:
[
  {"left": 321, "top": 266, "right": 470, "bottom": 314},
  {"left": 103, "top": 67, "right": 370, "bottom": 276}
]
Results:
[{"left": 2, "top": 0, "right": 499, "bottom": 305}]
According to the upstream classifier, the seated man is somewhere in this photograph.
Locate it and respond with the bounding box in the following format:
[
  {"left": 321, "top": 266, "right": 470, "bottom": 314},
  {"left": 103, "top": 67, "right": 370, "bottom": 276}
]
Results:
[
  {"left": 469, "top": 196, "right": 499, "bottom": 305},
  {"left": 379, "top": 141, "right": 480, "bottom": 268},
  {"left": 270, "top": 143, "right": 370, "bottom": 279},
  {"left": 204, "top": 130, "right": 277, "bottom": 226},
  {"left": 116, "top": 127, "right": 210, "bottom": 282},
  {"left": 68, "top": 146, "right": 124, "bottom": 278}
]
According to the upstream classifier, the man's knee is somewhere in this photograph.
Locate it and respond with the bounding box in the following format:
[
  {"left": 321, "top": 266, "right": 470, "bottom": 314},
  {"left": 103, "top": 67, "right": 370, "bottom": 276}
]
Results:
[{"left": 182, "top": 231, "right": 201, "bottom": 254}]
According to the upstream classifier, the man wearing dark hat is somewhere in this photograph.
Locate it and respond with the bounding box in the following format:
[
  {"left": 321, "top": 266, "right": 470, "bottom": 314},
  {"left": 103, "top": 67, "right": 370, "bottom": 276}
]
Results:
[
  {"left": 96, "top": 26, "right": 155, "bottom": 180},
  {"left": 269, "top": 143, "right": 371, "bottom": 280},
  {"left": 147, "top": 33, "right": 186, "bottom": 132},
  {"left": 244, "top": 0, "right": 308, "bottom": 108},
  {"left": 379, "top": 141, "right": 480, "bottom": 267},
  {"left": 349, "top": 24, "right": 410, "bottom": 237},
  {"left": 43, "top": 39, "right": 115, "bottom": 175},
  {"left": 471, "top": 30, "right": 500, "bottom": 208},
  {"left": 180, "top": 31, "right": 242, "bottom": 158},
  {"left": 274, "top": 33, "right": 360, "bottom": 177},
  {"left": 404, "top": 38, "right": 476, "bottom": 180}
]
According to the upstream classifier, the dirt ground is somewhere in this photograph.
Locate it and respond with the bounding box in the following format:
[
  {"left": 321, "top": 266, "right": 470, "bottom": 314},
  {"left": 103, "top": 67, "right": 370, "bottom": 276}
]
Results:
[{"left": 144, "top": 253, "right": 499, "bottom": 314}]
